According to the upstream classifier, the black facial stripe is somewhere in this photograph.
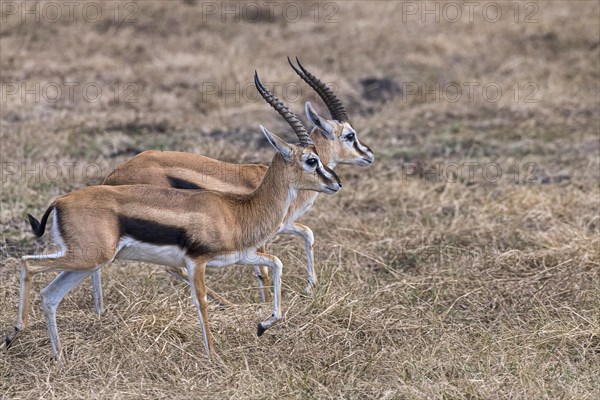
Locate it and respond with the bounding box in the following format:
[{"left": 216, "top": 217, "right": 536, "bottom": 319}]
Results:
[
  {"left": 352, "top": 139, "right": 367, "bottom": 156},
  {"left": 167, "top": 176, "right": 203, "bottom": 190},
  {"left": 118, "top": 216, "right": 210, "bottom": 257},
  {"left": 316, "top": 166, "right": 331, "bottom": 183},
  {"left": 317, "top": 165, "right": 340, "bottom": 185},
  {"left": 327, "top": 167, "right": 341, "bottom": 184}
]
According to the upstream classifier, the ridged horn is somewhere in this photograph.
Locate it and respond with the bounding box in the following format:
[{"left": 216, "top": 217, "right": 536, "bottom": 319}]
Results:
[
  {"left": 288, "top": 56, "right": 349, "bottom": 122},
  {"left": 254, "top": 70, "right": 312, "bottom": 146}
]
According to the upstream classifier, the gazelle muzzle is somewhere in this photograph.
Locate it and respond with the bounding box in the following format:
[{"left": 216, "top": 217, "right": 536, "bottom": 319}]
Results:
[{"left": 318, "top": 164, "right": 342, "bottom": 193}]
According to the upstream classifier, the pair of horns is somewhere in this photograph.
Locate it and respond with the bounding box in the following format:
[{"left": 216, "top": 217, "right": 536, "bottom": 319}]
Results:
[
  {"left": 254, "top": 71, "right": 312, "bottom": 146},
  {"left": 254, "top": 58, "right": 349, "bottom": 147},
  {"left": 287, "top": 57, "right": 348, "bottom": 123}
]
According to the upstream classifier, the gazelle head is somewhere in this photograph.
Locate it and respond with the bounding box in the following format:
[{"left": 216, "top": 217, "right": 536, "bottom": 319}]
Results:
[
  {"left": 255, "top": 72, "right": 342, "bottom": 195},
  {"left": 288, "top": 57, "right": 375, "bottom": 168},
  {"left": 259, "top": 126, "right": 341, "bottom": 194}
]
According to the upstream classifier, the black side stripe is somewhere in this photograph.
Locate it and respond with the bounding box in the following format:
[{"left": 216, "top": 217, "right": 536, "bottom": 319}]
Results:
[
  {"left": 167, "top": 176, "right": 203, "bottom": 190},
  {"left": 118, "top": 216, "right": 211, "bottom": 257}
]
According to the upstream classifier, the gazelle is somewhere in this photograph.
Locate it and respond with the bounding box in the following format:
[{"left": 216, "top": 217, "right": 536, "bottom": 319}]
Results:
[
  {"left": 5, "top": 72, "right": 342, "bottom": 360},
  {"left": 95, "top": 58, "right": 374, "bottom": 307}
]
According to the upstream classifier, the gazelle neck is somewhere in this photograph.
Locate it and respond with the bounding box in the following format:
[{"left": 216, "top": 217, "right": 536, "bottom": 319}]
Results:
[
  {"left": 310, "top": 128, "right": 337, "bottom": 169},
  {"left": 250, "top": 153, "right": 297, "bottom": 209},
  {"left": 236, "top": 153, "right": 297, "bottom": 247}
]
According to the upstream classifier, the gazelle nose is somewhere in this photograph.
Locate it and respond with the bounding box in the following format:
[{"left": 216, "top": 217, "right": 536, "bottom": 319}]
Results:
[{"left": 329, "top": 176, "right": 342, "bottom": 191}]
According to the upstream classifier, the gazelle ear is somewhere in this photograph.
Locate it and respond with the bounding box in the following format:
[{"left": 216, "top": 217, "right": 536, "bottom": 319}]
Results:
[
  {"left": 305, "top": 101, "right": 334, "bottom": 140},
  {"left": 260, "top": 125, "right": 294, "bottom": 162}
]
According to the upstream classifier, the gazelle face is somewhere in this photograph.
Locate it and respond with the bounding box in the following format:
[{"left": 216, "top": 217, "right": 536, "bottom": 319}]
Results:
[
  {"left": 260, "top": 125, "right": 341, "bottom": 195},
  {"left": 331, "top": 120, "right": 374, "bottom": 166},
  {"left": 296, "top": 145, "right": 342, "bottom": 194},
  {"left": 305, "top": 102, "right": 374, "bottom": 167}
]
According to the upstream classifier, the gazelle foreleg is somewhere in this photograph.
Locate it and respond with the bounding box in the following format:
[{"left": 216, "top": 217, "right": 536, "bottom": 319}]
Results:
[
  {"left": 206, "top": 250, "right": 283, "bottom": 336},
  {"left": 253, "top": 245, "right": 272, "bottom": 303},
  {"left": 251, "top": 252, "right": 283, "bottom": 335},
  {"left": 279, "top": 222, "right": 316, "bottom": 294}
]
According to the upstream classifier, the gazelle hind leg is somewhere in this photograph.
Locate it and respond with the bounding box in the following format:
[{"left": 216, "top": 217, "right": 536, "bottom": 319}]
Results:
[
  {"left": 185, "top": 258, "right": 213, "bottom": 358},
  {"left": 7, "top": 238, "right": 114, "bottom": 353},
  {"left": 6, "top": 255, "right": 66, "bottom": 348},
  {"left": 91, "top": 270, "right": 103, "bottom": 315},
  {"left": 5, "top": 259, "right": 33, "bottom": 347},
  {"left": 41, "top": 270, "right": 95, "bottom": 360}
]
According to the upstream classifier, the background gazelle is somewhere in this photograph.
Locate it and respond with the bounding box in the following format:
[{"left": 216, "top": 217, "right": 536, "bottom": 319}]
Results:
[
  {"left": 95, "top": 58, "right": 374, "bottom": 308},
  {"left": 6, "top": 72, "right": 341, "bottom": 360}
]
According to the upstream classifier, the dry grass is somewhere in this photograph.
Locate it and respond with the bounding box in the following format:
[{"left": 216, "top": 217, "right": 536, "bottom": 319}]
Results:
[{"left": 1, "top": 1, "right": 599, "bottom": 399}]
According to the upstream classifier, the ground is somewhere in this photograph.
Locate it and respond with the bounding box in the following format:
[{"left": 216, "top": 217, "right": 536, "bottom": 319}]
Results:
[{"left": 1, "top": 1, "right": 599, "bottom": 399}]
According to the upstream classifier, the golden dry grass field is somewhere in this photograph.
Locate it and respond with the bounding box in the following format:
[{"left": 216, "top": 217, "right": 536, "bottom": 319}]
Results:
[{"left": 1, "top": 1, "right": 599, "bottom": 399}]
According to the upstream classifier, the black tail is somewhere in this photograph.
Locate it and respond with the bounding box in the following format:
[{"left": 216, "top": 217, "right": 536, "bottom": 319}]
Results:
[{"left": 27, "top": 206, "right": 54, "bottom": 238}]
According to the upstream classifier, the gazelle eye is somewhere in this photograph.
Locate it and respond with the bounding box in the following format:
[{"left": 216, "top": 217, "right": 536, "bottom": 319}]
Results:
[
  {"left": 306, "top": 158, "right": 318, "bottom": 167},
  {"left": 345, "top": 132, "right": 355, "bottom": 141}
]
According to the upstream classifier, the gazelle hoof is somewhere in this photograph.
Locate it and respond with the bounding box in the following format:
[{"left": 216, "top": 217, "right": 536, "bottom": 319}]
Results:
[
  {"left": 5, "top": 327, "right": 21, "bottom": 349},
  {"left": 257, "top": 323, "right": 266, "bottom": 337}
]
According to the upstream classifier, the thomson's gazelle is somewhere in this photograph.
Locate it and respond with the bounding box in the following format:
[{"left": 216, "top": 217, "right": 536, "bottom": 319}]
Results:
[
  {"left": 98, "top": 58, "right": 374, "bottom": 305},
  {"left": 6, "top": 72, "right": 341, "bottom": 360}
]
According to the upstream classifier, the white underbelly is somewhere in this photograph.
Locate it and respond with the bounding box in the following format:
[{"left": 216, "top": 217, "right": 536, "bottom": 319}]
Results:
[{"left": 114, "top": 237, "right": 186, "bottom": 268}]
